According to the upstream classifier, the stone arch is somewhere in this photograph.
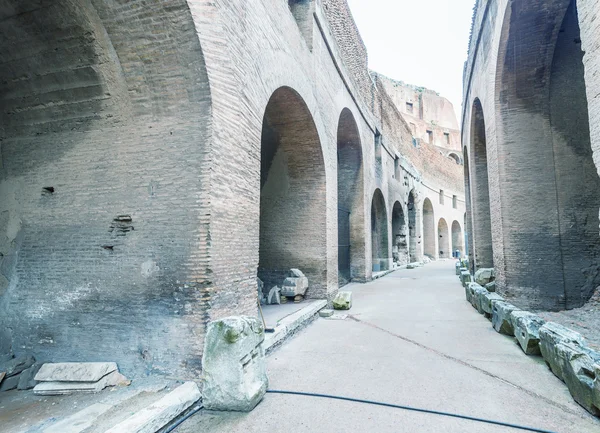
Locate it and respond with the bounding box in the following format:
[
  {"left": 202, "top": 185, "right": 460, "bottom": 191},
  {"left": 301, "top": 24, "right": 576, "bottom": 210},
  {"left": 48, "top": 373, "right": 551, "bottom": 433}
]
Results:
[
  {"left": 422, "top": 198, "right": 435, "bottom": 259},
  {"left": 259, "top": 86, "right": 327, "bottom": 297},
  {"left": 371, "top": 189, "right": 389, "bottom": 272},
  {"left": 337, "top": 108, "right": 364, "bottom": 285},
  {"left": 463, "top": 149, "right": 475, "bottom": 269},
  {"left": 392, "top": 201, "right": 408, "bottom": 266},
  {"left": 470, "top": 98, "right": 494, "bottom": 269},
  {"left": 452, "top": 220, "right": 463, "bottom": 256},
  {"left": 448, "top": 152, "right": 461, "bottom": 164},
  {"left": 438, "top": 218, "right": 449, "bottom": 259},
  {"left": 495, "top": 0, "right": 600, "bottom": 309},
  {"left": 407, "top": 190, "right": 419, "bottom": 262}
]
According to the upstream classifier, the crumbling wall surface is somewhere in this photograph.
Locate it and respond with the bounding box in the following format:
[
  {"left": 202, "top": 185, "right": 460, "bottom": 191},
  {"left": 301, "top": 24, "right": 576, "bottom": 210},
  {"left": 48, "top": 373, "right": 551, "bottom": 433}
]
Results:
[
  {"left": 0, "top": 0, "right": 213, "bottom": 379},
  {"left": 463, "top": 0, "right": 600, "bottom": 310}
]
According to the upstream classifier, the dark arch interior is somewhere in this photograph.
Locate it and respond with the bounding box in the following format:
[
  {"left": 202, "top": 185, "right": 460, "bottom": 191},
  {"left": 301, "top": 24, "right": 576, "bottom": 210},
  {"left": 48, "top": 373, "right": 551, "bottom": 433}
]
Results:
[
  {"left": 438, "top": 218, "right": 449, "bottom": 258},
  {"left": 371, "top": 189, "right": 389, "bottom": 272},
  {"left": 470, "top": 99, "right": 494, "bottom": 269},
  {"left": 259, "top": 87, "right": 327, "bottom": 298},
  {"left": 451, "top": 220, "right": 464, "bottom": 256},
  {"left": 337, "top": 108, "right": 364, "bottom": 285},
  {"left": 392, "top": 201, "right": 408, "bottom": 266},
  {"left": 408, "top": 191, "right": 418, "bottom": 262}
]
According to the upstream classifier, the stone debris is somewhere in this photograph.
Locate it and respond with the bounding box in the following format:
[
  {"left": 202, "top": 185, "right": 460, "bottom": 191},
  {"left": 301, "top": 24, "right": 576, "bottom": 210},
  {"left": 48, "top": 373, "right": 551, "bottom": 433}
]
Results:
[
  {"left": 280, "top": 269, "right": 309, "bottom": 298},
  {"left": 465, "top": 282, "right": 479, "bottom": 303},
  {"left": 17, "top": 362, "right": 43, "bottom": 390},
  {"left": 267, "top": 286, "right": 281, "bottom": 305},
  {"left": 455, "top": 262, "right": 461, "bottom": 275},
  {"left": 105, "top": 381, "right": 201, "bottom": 433},
  {"left": 511, "top": 311, "right": 545, "bottom": 355},
  {"left": 539, "top": 322, "right": 587, "bottom": 381},
  {"left": 1, "top": 354, "right": 35, "bottom": 377},
  {"left": 0, "top": 354, "right": 38, "bottom": 393},
  {"left": 332, "top": 291, "right": 352, "bottom": 310},
  {"left": 474, "top": 268, "right": 495, "bottom": 286},
  {"left": 0, "top": 373, "right": 20, "bottom": 391},
  {"left": 485, "top": 281, "right": 496, "bottom": 292},
  {"left": 460, "top": 270, "right": 472, "bottom": 287},
  {"left": 492, "top": 302, "right": 519, "bottom": 336},
  {"left": 319, "top": 309, "right": 334, "bottom": 318},
  {"left": 202, "top": 316, "right": 268, "bottom": 411},
  {"left": 35, "top": 362, "right": 118, "bottom": 382},
  {"left": 470, "top": 284, "right": 487, "bottom": 313}
]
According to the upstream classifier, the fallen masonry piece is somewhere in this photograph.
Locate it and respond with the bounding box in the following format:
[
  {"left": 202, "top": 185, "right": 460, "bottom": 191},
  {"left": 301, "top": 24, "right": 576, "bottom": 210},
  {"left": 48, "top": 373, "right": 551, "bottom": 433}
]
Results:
[
  {"left": 105, "top": 382, "right": 201, "bottom": 433},
  {"left": 485, "top": 281, "right": 496, "bottom": 292},
  {"left": 332, "top": 291, "right": 352, "bottom": 310},
  {"left": 511, "top": 311, "right": 545, "bottom": 355},
  {"left": 460, "top": 271, "right": 472, "bottom": 287},
  {"left": 492, "top": 301, "right": 519, "bottom": 336},
  {"left": 202, "top": 316, "right": 268, "bottom": 411},
  {"left": 281, "top": 269, "right": 309, "bottom": 298},
  {"left": 33, "top": 370, "right": 129, "bottom": 395},
  {"left": 0, "top": 354, "right": 35, "bottom": 377},
  {"left": 474, "top": 268, "right": 495, "bottom": 286},
  {"left": 480, "top": 292, "right": 504, "bottom": 319},
  {"left": 35, "top": 362, "right": 118, "bottom": 382},
  {"left": 471, "top": 285, "right": 488, "bottom": 313},
  {"left": 319, "top": 309, "right": 334, "bottom": 318}
]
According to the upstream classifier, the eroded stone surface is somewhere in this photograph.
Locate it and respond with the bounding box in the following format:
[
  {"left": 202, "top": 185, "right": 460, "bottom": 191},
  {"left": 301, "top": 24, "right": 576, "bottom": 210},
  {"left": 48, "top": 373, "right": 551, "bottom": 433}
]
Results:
[
  {"left": 511, "top": 311, "right": 545, "bottom": 355},
  {"left": 35, "top": 362, "right": 117, "bottom": 382},
  {"left": 332, "top": 291, "right": 352, "bottom": 310},
  {"left": 202, "top": 316, "right": 267, "bottom": 411},
  {"left": 539, "top": 322, "right": 587, "bottom": 381},
  {"left": 485, "top": 281, "right": 496, "bottom": 292},
  {"left": 319, "top": 309, "right": 334, "bottom": 317},
  {"left": 460, "top": 271, "right": 472, "bottom": 287},
  {"left": 480, "top": 292, "right": 503, "bottom": 318},
  {"left": 17, "top": 362, "right": 43, "bottom": 390},
  {"left": 474, "top": 268, "right": 494, "bottom": 286},
  {"left": 492, "top": 302, "right": 519, "bottom": 335},
  {"left": 0, "top": 355, "right": 35, "bottom": 377}
]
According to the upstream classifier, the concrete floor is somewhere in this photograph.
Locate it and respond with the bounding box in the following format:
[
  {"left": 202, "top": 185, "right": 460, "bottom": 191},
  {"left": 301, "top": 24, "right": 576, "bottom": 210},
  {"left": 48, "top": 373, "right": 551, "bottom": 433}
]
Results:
[{"left": 179, "top": 261, "right": 600, "bottom": 433}]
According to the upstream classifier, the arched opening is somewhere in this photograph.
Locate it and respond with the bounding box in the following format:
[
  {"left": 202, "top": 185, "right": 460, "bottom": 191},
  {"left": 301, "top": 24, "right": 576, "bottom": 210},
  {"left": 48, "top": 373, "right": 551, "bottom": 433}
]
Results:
[
  {"left": 470, "top": 98, "right": 494, "bottom": 269},
  {"left": 497, "top": 0, "right": 600, "bottom": 309},
  {"left": 259, "top": 86, "right": 327, "bottom": 298},
  {"left": 438, "top": 218, "right": 449, "bottom": 258},
  {"left": 463, "top": 150, "right": 475, "bottom": 269},
  {"left": 371, "top": 189, "right": 389, "bottom": 272},
  {"left": 452, "top": 220, "right": 464, "bottom": 257},
  {"left": 392, "top": 201, "right": 408, "bottom": 266},
  {"left": 337, "top": 108, "right": 364, "bottom": 285},
  {"left": 408, "top": 190, "right": 419, "bottom": 262},
  {"left": 422, "top": 198, "right": 435, "bottom": 259},
  {"left": 448, "top": 153, "right": 461, "bottom": 164}
]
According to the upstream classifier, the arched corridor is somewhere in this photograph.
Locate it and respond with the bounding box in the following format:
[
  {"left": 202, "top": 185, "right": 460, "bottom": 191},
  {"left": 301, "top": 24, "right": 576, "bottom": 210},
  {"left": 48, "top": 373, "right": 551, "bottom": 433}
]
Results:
[
  {"left": 371, "top": 189, "right": 389, "bottom": 272},
  {"left": 259, "top": 86, "right": 327, "bottom": 297},
  {"left": 337, "top": 108, "right": 364, "bottom": 285},
  {"left": 451, "top": 220, "right": 463, "bottom": 257},
  {"left": 408, "top": 191, "right": 419, "bottom": 262}
]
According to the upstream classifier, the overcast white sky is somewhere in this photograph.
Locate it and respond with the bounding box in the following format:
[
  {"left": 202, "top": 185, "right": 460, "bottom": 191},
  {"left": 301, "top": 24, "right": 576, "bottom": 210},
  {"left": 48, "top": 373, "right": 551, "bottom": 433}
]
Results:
[{"left": 347, "top": 0, "right": 476, "bottom": 125}]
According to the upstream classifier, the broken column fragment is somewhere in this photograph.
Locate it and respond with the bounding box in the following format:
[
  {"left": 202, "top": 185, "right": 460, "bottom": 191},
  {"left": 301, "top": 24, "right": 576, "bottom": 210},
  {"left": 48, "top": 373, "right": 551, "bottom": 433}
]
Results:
[
  {"left": 280, "top": 268, "right": 309, "bottom": 302},
  {"left": 202, "top": 316, "right": 268, "bottom": 411}
]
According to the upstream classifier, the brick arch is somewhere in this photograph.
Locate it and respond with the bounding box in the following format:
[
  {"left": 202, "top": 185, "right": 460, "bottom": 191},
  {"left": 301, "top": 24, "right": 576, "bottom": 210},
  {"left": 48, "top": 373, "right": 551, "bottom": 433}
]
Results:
[
  {"left": 0, "top": 0, "right": 213, "bottom": 379},
  {"left": 391, "top": 201, "right": 408, "bottom": 266},
  {"left": 259, "top": 86, "right": 327, "bottom": 298},
  {"left": 438, "top": 218, "right": 449, "bottom": 259},
  {"left": 451, "top": 220, "right": 463, "bottom": 256},
  {"left": 371, "top": 188, "right": 389, "bottom": 272},
  {"left": 422, "top": 197, "right": 435, "bottom": 259},
  {"left": 337, "top": 107, "right": 364, "bottom": 284},
  {"left": 495, "top": 0, "right": 600, "bottom": 309}
]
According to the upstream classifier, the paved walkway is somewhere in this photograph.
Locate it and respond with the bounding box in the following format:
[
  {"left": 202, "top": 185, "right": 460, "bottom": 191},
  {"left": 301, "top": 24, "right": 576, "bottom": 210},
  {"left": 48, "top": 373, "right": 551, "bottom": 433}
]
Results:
[{"left": 180, "top": 261, "right": 600, "bottom": 433}]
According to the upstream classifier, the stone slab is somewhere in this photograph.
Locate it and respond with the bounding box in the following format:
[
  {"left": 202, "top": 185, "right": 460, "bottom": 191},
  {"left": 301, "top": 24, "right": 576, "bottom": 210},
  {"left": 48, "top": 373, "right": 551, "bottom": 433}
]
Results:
[
  {"left": 492, "top": 301, "right": 519, "bottom": 335},
  {"left": 105, "top": 381, "right": 201, "bottom": 433},
  {"left": 33, "top": 370, "right": 128, "bottom": 395},
  {"left": 332, "top": 291, "right": 352, "bottom": 310},
  {"left": 44, "top": 403, "right": 114, "bottom": 433},
  {"left": 264, "top": 300, "right": 327, "bottom": 352},
  {"left": 511, "top": 311, "right": 545, "bottom": 355},
  {"left": 35, "top": 362, "right": 117, "bottom": 382}
]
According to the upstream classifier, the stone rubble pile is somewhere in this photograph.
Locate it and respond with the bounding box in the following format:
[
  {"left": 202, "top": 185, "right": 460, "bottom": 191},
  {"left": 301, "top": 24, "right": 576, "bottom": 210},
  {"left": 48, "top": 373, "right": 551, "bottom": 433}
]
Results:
[{"left": 459, "top": 268, "right": 600, "bottom": 417}]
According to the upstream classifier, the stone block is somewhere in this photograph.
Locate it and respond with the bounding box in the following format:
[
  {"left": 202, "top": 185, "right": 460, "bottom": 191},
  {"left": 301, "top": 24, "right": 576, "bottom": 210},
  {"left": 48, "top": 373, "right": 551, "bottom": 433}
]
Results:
[
  {"left": 469, "top": 284, "right": 486, "bottom": 313},
  {"left": 458, "top": 267, "right": 468, "bottom": 279},
  {"left": 492, "top": 302, "right": 519, "bottom": 335},
  {"left": 553, "top": 342, "right": 600, "bottom": 416},
  {"left": 460, "top": 271, "right": 472, "bottom": 287},
  {"left": 484, "top": 281, "right": 496, "bottom": 292},
  {"left": 455, "top": 262, "right": 461, "bottom": 275},
  {"left": 281, "top": 269, "right": 309, "bottom": 297},
  {"left": 105, "top": 382, "right": 201, "bottom": 433},
  {"left": 17, "top": 362, "right": 43, "bottom": 390},
  {"left": 35, "top": 362, "right": 117, "bottom": 382},
  {"left": 319, "top": 309, "right": 334, "bottom": 317},
  {"left": 0, "top": 373, "right": 19, "bottom": 391},
  {"left": 266, "top": 286, "right": 281, "bottom": 305},
  {"left": 332, "top": 291, "right": 352, "bottom": 310},
  {"left": 474, "top": 268, "right": 495, "bottom": 286},
  {"left": 0, "top": 354, "right": 35, "bottom": 377},
  {"left": 511, "top": 311, "right": 545, "bottom": 355},
  {"left": 202, "top": 316, "right": 267, "bottom": 411},
  {"left": 33, "top": 370, "right": 129, "bottom": 395},
  {"left": 539, "top": 322, "right": 587, "bottom": 382},
  {"left": 480, "top": 292, "right": 503, "bottom": 318}
]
